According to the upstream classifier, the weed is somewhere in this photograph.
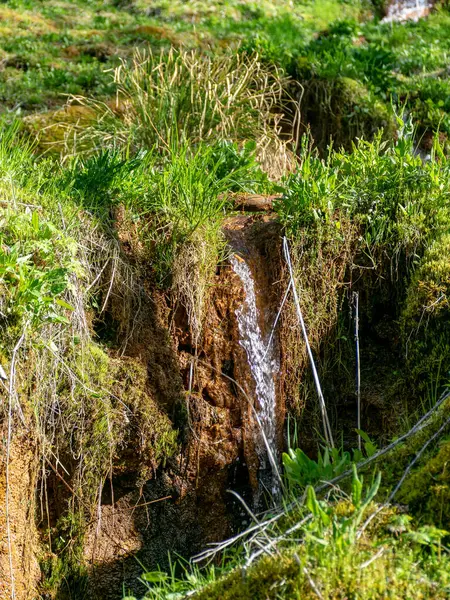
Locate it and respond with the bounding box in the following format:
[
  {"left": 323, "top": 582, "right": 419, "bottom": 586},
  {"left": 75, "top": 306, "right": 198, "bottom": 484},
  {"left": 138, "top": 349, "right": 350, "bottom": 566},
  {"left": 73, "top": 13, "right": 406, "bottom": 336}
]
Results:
[{"left": 283, "top": 432, "right": 377, "bottom": 489}]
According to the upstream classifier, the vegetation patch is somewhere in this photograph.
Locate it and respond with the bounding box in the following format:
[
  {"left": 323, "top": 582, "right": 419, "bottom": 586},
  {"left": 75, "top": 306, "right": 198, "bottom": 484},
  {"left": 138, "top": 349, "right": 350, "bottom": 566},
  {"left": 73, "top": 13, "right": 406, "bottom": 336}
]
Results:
[{"left": 1, "top": 2, "right": 450, "bottom": 599}]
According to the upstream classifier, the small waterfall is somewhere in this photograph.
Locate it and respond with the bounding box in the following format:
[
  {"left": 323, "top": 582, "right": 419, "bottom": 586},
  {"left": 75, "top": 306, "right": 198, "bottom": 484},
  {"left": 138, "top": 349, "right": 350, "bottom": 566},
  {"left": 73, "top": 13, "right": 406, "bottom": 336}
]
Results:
[
  {"left": 230, "top": 254, "right": 279, "bottom": 491},
  {"left": 383, "top": 0, "right": 431, "bottom": 22}
]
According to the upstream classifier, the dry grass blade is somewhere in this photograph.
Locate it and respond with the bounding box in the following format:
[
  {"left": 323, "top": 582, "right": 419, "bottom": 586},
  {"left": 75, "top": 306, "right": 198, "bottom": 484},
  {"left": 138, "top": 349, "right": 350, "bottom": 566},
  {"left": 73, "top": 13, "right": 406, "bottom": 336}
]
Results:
[{"left": 62, "top": 48, "right": 296, "bottom": 168}]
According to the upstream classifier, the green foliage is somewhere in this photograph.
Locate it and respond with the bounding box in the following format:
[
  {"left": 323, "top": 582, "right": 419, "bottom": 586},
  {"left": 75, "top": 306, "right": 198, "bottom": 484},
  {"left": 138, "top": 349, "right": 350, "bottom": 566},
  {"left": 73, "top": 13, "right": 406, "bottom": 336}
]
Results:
[
  {"left": 0, "top": 125, "right": 180, "bottom": 598},
  {"left": 283, "top": 433, "right": 378, "bottom": 488},
  {"left": 61, "top": 138, "right": 271, "bottom": 293},
  {"left": 240, "top": 9, "right": 450, "bottom": 149},
  {"left": 0, "top": 125, "right": 78, "bottom": 337},
  {"left": 373, "top": 393, "right": 450, "bottom": 530},
  {"left": 304, "top": 466, "right": 381, "bottom": 551},
  {"left": 278, "top": 129, "right": 450, "bottom": 260},
  {"left": 136, "top": 557, "right": 220, "bottom": 600},
  {"left": 401, "top": 233, "right": 450, "bottom": 394},
  {"left": 205, "top": 140, "right": 270, "bottom": 193},
  {"left": 62, "top": 149, "right": 142, "bottom": 218},
  {"left": 0, "top": 208, "right": 75, "bottom": 328},
  {"left": 40, "top": 511, "right": 89, "bottom": 599},
  {"left": 277, "top": 129, "right": 450, "bottom": 422},
  {"left": 2, "top": 4, "right": 450, "bottom": 600}
]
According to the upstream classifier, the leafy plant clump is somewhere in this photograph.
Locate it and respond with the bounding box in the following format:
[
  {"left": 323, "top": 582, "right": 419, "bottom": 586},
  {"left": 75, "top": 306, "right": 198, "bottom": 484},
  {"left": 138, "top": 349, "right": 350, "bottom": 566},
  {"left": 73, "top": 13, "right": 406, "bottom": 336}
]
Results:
[
  {"left": 283, "top": 431, "right": 377, "bottom": 489},
  {"left": 276, "top": 128, "right": 450, "bottom": 422}
]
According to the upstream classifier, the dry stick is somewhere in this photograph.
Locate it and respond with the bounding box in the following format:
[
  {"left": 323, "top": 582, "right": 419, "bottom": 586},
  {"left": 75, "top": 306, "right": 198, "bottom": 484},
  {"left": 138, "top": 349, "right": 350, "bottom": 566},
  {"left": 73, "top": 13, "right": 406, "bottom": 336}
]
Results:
[
  {"left": 126, "top": 496, "right": 172, "bottom": 511},
  {"left": 227, "top": 489, "right": 260, "bottom": 526},
  {"left": 100, "top": 251, "right": 118, "bottom": 313},
  {"left": 353, "top": 292, "right": 361, "bottom": 451},
  {"left": 301, "top": 567, "right": 324, "bottom": 600},
  {"left": 294, "top": 554, "right": 324, "bottom": 600},
  {"left": 233, "top": 489, "right": 286, "bottom": 553},
  {"left": 282, "top": 237, "right": 334, "bottom": 448},
  {"left": 198, "top": 406, "right": 450, "bottom": 587},
  {"left": 193, "top": 511, "right": 284, "bottom": 564},
  {"left": 226, "top": 490, "right": 278, "bottom": 555},
  {"left": 46, "top": 457, "right": 168, "bottom": 517},
  {"left": 359, "top": 547, "right": 385, "bottom": 570},
  {"left": 5, "top": 328, "right": 27, "bottom": 600},
  {"left": 245, "top": 514, "right": 312, "bottom": 567}
]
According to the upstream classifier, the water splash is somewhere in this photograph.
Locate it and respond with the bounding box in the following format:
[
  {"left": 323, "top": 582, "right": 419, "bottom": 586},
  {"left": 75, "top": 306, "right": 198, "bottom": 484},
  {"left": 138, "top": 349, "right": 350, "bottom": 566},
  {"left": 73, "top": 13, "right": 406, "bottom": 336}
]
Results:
[
  {"left": 383, "top": 0, "right": 431, "bottom": 22},
  {"left": 230, "top": 255, "right": 279, "bottom": 480}
]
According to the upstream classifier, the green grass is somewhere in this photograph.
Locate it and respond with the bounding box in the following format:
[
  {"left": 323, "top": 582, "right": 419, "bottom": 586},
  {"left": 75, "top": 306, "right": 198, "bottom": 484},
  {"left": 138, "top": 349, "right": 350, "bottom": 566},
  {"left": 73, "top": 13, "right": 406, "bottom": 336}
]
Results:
[
  {"left": 62, "top": 47, "right": 290, "bottom": 158},
  {"left": 0, "top": 0, "right": 367, "bottom": 113},
  {"left": 1, "top": 2, "right": 450, "bottom": 598}
]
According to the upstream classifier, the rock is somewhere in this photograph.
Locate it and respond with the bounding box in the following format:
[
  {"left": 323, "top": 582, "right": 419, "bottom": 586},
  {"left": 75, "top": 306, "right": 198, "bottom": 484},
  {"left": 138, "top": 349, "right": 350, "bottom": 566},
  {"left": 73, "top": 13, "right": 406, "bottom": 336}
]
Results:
[{"left": 233, "top": 194, "right": 281, "bottom": 212}]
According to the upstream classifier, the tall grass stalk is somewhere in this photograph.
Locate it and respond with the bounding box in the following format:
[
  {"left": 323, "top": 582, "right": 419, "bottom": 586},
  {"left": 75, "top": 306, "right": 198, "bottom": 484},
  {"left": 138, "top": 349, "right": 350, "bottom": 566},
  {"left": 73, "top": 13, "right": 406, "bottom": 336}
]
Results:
[{"left": 64, "top": 48, "right": 295, "bottom": 169}]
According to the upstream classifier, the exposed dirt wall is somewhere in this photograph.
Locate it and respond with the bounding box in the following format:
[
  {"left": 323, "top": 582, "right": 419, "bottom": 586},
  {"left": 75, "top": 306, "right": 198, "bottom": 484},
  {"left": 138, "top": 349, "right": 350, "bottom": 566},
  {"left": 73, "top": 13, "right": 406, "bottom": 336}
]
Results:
[{"left": 0, "top": 435, "right": 40, "bottom": 600}]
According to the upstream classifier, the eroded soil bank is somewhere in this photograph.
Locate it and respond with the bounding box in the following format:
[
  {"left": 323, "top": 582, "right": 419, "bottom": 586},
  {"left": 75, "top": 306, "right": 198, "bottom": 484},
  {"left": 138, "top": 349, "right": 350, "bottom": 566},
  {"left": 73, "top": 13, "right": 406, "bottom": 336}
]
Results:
[
  {"left": 82, "top": 214, "right": 285, "bottom": 598},
  {"left": 0, "top": 211, "right": 285, "bottom": 600}
]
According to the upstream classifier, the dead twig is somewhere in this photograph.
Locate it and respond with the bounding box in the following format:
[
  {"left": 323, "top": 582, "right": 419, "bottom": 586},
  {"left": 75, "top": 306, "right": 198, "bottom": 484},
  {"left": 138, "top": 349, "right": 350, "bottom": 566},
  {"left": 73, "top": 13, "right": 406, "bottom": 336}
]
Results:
[{"left": 294, "top": 554, "right": 324, "bottom": 600}]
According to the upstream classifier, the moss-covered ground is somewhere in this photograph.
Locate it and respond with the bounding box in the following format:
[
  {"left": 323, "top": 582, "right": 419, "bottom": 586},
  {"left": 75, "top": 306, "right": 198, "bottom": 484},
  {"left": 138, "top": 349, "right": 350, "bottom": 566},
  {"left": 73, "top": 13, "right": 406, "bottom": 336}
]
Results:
[{"left": 1, "top": 1, "right": 450, "bottom": 599}]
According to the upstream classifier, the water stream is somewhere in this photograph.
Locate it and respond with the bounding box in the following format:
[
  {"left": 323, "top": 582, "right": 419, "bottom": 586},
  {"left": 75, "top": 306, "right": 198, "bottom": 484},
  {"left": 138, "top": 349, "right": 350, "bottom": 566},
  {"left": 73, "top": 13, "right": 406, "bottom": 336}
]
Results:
[
  {"left": 383, "top": 0, "right": 432, "bottom": 22},
  {"left": 230, "top": 254, "right": 279, "bottom": 492}
]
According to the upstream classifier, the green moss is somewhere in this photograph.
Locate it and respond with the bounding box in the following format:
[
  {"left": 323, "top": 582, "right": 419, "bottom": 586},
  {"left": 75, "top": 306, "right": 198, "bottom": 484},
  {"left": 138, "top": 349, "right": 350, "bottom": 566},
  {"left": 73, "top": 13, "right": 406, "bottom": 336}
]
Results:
[
  {"left": 39, "top": 512, "right": 89, "bottom": 600},
  {"left": 111, "top": 357, "right": 179, "bottom": 481},
  {"left": 401, "top": 233, "right": 450, "bottom": 395},
  {"left": 398, "top": 439, "right": 450, "bottom": 529},
  {"left": 372, "top": 395, "right": 450, "bottom": 528},
  {"left": 297, "top": 75, "right": 396, "bottom": 150},
  {"left": 193, "top": 531, "right": 450, "bottom": 600}
]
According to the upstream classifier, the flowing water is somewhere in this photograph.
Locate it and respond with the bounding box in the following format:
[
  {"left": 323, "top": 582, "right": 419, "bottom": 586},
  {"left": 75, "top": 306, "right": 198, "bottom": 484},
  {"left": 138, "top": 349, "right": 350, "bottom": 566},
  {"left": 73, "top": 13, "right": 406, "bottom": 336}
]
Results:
[
  {"left": 230, "top": 254, "right": 279, "bottom": 492},
  {"left": 383, "top": 0, "right": 432, "bottom": 22}
]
